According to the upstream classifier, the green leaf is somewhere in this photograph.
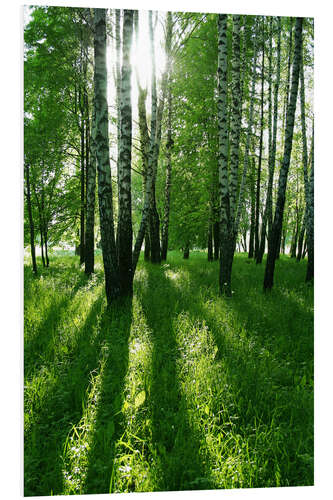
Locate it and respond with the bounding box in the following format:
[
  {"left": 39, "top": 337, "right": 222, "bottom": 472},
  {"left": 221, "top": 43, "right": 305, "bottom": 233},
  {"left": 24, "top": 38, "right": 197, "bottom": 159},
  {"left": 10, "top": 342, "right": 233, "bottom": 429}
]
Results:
[{"left": 134, "top": 390, "right": 146, "bottom": 409}]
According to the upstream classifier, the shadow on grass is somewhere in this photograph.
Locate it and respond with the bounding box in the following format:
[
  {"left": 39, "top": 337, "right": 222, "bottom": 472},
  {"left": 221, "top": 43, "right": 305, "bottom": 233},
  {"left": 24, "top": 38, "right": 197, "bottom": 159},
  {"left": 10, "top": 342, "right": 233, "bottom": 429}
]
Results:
[
  {"left": 163, "top": 254, "right": 314, "bottom": 487},
  {"left": 24, "top": 271, "right": 95, "bottom": 381},
  {"left": 82, "top": 297, "right": 133, "bottom": 494},
  {"left": 24, "top": 291, "right": 106, "bottom": 497},
  {"left": 136, "top": 264, "right": 213, "bottom": 492}
]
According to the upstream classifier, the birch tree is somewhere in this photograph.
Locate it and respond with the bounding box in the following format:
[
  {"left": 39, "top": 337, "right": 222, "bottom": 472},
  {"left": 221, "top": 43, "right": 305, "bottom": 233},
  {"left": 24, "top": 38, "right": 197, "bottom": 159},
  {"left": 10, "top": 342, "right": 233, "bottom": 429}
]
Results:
[
  {"left": 305, "top": 128, "right": 314, "bottom": 282},
  {"left": 257, "top": 16, "right": 282, "bottom": 263},
  {"left": 84, "top": 103, "right": 97, "bottom": 275},
  {"left": 117, "top": 9, "right": 134, "bottom": 295},
  {"left": 25, "top": 163, "right": 38, "bottom": 275},
  {"left": 264, "top": 17, "right": 303, "bottom": 291},
  {"left": 161, "top": 13, "right": 174, "bottom": 261},
  {"left": 93, "top": 8, "right": 119, "bottom": 304},
  {"left": 148, "top": 10, "right": 161, "bottom": 264},
  {"left": 217, "top": 13, "right": 232, "bottom": 296}
]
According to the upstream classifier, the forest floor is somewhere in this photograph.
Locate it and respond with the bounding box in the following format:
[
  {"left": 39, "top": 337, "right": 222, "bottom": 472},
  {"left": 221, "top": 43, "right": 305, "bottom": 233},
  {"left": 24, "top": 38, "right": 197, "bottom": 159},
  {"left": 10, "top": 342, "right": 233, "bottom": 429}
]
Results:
[{"left": 24, "top": 251, "right": 314, "bottom": 496}]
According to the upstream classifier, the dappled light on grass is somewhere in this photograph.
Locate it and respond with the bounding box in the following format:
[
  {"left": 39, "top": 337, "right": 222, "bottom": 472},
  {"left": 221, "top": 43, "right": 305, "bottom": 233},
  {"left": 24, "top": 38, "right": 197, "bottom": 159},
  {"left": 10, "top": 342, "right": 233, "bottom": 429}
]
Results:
[{"left": 24, "top": 252, "right": 313, "bottom": 495}]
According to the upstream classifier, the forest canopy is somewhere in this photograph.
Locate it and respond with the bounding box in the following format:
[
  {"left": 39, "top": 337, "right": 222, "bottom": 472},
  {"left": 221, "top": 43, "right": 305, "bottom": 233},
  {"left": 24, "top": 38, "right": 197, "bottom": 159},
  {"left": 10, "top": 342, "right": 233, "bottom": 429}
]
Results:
[{"left": 24, "top": 6, "right": 314, "bottom": 299}]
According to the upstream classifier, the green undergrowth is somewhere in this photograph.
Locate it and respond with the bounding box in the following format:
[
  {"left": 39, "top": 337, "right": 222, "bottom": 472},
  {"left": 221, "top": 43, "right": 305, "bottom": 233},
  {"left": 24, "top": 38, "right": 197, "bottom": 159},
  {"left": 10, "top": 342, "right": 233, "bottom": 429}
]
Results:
[{"left": 24, "top": 251, "right": 313, "bottom": 496}]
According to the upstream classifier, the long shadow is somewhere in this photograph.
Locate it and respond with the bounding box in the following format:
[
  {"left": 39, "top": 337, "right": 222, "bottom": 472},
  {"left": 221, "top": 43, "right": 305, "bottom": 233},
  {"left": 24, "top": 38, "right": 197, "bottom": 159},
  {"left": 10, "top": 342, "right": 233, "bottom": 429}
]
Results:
[
  {"left": 24, "top": 269, "right": 104, "bottom": 381},
  {"left": 83, "top": 297, "right": 133, "bottom": 495},
  {"left": 163, "top": 255, "right": 314, "bottom": 487},
  {"left": 24, "top": 291, "right": 106, "bottom": 497},
  {"left": 136, "top": 264, "right": 214, "bottom": 492}
]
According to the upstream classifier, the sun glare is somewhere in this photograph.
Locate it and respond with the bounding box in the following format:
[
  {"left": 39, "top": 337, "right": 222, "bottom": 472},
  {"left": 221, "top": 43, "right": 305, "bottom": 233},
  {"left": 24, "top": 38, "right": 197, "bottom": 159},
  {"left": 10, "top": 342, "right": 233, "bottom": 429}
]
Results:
[{"left": 107, "top": 9, "right": 166, "bottom": 126}]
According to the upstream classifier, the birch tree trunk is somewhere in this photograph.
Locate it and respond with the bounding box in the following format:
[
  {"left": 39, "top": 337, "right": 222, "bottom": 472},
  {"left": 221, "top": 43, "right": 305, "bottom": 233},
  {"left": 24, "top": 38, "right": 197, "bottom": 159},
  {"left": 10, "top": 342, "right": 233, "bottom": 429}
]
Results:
[
  {"left": 264, "top": 17, "right": 303, "bottom": 291},
  {"left": 305, "top": 129, "right": 314, "bottom": 282},
  {"left": 234, "top": 17, "right": 258, "bottom": 236},
  {"left": 257, "top": 17, "right": 274, "bottom": 263},
  {"left": 161, "top": 11, "right": 173, "bottom": 262},
  {"left": 213, "top": 220, "right": 220, "bottom": 260},
  {"left": 25, "top": 164, "right": 38, "bottom": 275},
  {"left": 79, "top": 40, "right": 86, "bottom": 266},
  {"left": 93, "top": 8, "right": 119, "bottom": 304},
  {"left": 296, "top": 214, "right": 306, "bottom": 261},
  {"left": 148, "top": 11, "right": 162, "bottom": 264},
  {"left": 207, "top": 222, "right": 213, "bottom": 261},
  {"left": 228, "top": 15, "right": 242, "bottom": 221},
  {"left": 115, "top": 9, "right": 121, "bottom": 255},
  {"left": 248, "top": 157, "right": 256, "bottom": 259},
  {"left": 254, "top": 20, "right": 265, "bottom": 261},
  {"left": 85, "top": 102, "right": 97, "bottom": 275},
  {"left": 40, "top": 223, "right": 45, "bottom": 267},
  {"left": 266, "top": 17, "right": 281, "bottom": 238},
  {"left": 217, "top": 13, "right": 232, "bottom": 296},
  {"left": 118, "top": 9, "right": 134, "bottom": 296},
  {"left": 132, "top": 84, "right": 153, "bottom": 271},
  {"left": 299, "top": 47, "right": 314, "bottom": 281}
]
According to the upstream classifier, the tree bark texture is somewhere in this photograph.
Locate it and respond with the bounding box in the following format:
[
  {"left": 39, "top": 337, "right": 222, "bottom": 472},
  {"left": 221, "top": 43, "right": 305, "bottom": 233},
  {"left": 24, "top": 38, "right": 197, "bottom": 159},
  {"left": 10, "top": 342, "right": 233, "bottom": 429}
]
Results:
[
  {"left": 264, "top": 17, "right": 303, "bottom": 291},
  {"left": 117, "top": 9, "right": 134, "bottom": 296},
  {"left": 257, "top": 16, "right": 282, "bottom": 265},
  {"left": 248, "top": 158, "right": 256, "bottom": 259},
  {"left": 161, "top": 12, "right": 173, "bottom": 262},
  {"left": 115, "top": 9, "right": 121, "bottom": 255},
  {"left": 234, "top": 18, "right": 258, "bottom": 236},
  {"left": 25, "top": 164, "right": 38, "bottom": 274},
  {"left": 85, "top": 102, "right": 97, "bottom": 275},
  {"left": 217, "top": 14, "right": 233, "bottom": 296},
  {"left": 207, "top": 223, "right": 213, "bottom": 261},
  {"left": 305, "top": 130, "right": 314, "bottom": 282},
  {"left": 254, "top": 20, "right": 265, "bottom": 261},
  {"left": 228, "top": 15, "right": 242, "bottom": 221},
  {"left": 148, "top": 10, "right": 161, "bottom": 264},
  {"left": 93, "top": 8, "right": 119, "bottom": 304}
]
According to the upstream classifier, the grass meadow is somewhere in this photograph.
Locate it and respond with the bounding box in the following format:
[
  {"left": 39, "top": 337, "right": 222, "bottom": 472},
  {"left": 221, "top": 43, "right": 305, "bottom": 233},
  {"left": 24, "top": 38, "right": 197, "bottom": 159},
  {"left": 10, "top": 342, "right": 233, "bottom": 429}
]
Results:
[{"left": 24, "top": 251, "right": 314, "bottom": 496}]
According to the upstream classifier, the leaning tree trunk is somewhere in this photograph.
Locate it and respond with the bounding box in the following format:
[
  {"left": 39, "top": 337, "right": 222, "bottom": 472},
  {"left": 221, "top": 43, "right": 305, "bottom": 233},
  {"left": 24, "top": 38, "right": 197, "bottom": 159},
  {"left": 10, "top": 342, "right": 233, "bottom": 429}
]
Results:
[
  {"left": 264, "top": 17, "right": 303, "bottom": 291},
  {"left": 136, "top": 84, "right": 151, "bottom": 264},
  {"left": 85, "top": 102, "right": 97, "bottom": 275},
  {"left": 305, "top": 129, "right": 314, "bottom": 282},
  {"left": 257, "top": 17, "right": 276, "bottom": 264},
  {"left": 300, "top": 45, "right": 314, "bottom": 282},
  {"left": 118, "top": 9, "right": 134, "bottom": 296},
  {"left": 132, "top": 86, "right": 154, "bottom": 272},
  {"left": 259, "top": 16, "right": 282, "bottom": 263},
  {"left": 296, "top": 214, "right": 306, "bottom": 261},
  {"left": 93, "top": 8, "right": 119, "bottom": 304},
  {"left": 25, "top": 164, "right": 38, "bottom": 275}
]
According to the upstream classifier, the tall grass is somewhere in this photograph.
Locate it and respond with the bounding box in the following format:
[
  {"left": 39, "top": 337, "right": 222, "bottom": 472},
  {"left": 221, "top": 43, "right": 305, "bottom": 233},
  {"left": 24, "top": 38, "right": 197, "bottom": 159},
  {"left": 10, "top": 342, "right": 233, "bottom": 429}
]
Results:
[{"left": 24, "top": 251, "right": 313, "bottom": 496}]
